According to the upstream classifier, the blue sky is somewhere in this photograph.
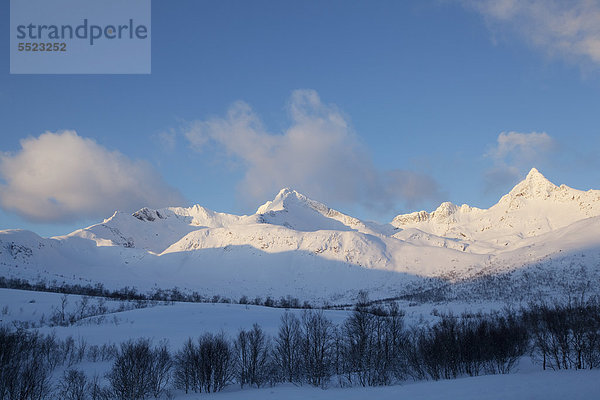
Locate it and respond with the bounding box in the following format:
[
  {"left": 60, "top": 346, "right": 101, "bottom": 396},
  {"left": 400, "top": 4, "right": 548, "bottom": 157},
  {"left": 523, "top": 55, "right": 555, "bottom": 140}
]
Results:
[{"left": 1, "top": 0, "right": 600, "bottom": 237}]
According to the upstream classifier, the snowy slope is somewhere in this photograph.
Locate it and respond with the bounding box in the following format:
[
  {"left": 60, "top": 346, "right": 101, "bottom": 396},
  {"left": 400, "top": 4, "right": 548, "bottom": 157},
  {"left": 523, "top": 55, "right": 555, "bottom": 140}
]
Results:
[{"left": 1, "top": 168, "right": 600, "bottom": 303}]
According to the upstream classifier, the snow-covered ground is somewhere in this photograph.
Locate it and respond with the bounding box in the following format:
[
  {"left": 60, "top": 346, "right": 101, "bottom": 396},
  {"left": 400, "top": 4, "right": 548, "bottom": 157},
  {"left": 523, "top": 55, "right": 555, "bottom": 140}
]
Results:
[
  {"left": 194, "top": 370, "right": 600, "bottom": 400},
  {"left": 0, "top": 288, "right": 513, "bottom": 344},
  {"left": 2, "top": 288, "right": 599, "bottom": 400}
]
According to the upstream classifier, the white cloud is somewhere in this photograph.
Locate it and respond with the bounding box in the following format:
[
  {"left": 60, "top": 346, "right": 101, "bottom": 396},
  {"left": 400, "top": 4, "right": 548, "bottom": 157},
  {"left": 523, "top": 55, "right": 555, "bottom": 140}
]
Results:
[
  {"left": 0, "top": 131, "right": 185, "bottom": 222},
  {"left": 488, "top": 131, "right": 556, "bottom": 163},
  {"left": 185, "top": 89, "right": 440, "bottom": 211},
  {"left": 484, "top": 131, "right": 556, "bottom": 189},
  {"left": 464, "top": 0, "right": 600, "bottom": 67}
]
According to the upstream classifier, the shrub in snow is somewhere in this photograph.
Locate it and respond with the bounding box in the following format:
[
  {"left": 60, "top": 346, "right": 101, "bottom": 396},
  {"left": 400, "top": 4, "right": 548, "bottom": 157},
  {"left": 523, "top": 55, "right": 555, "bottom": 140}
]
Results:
[
  {"left": 234, "top": 323, "right": 271, "bottom": 388},
  {"left": 0, "top": 327, "right": 55, "bottom": 400},
  {"left": 106, "top": 338, "right": 172, "bottom": 400},
  {"left": 58, "top": 369, "right": 88, "bottom": 400},
  {"left": 173, "top": 333, "right": 233, "bottom": 394}
]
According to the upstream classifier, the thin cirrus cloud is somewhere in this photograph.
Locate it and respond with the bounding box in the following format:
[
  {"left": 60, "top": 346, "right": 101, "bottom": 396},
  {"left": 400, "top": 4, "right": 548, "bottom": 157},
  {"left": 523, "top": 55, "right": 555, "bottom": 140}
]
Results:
[
  {"left": 184, "top": 89, "right": 441, "bottom": 212},
  {"left": 463, "top": 0, "right": 600, "bottom": 67},
  {"left": 484, "top": 131, "right": 556, "bottom": 190},
  {"left": 0, "top": 130, "right": 185, "bottom": 223}
]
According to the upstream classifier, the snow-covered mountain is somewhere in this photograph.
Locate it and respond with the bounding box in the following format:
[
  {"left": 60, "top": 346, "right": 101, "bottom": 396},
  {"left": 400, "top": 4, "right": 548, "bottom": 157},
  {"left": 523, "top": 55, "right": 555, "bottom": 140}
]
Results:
[
  {"left": 1, "top": 168, "right": 599, "bottom": 303},
  {"left": 392, "top": 168, "right": 600, "bottom": 249}
]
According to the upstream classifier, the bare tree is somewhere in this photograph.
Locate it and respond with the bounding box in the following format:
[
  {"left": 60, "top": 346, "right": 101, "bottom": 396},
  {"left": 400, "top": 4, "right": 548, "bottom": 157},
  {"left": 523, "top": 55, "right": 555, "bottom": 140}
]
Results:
[
  {"left": 339, "top": 304, "right": 406, "bottom": 387},
  {"left": 0, "top": 327, "right": 55, "bottom": 400},
  {"left": 173, "top": 338, "right": 197, "bottom": 394},
  {"left": 340, "top": 308, "right": 376, "bottom": 386},
  {"left": 273, "top": 312, "right": 302, "bottom": 384},
  {"left": 197, "top": 333, "right": 233, "bottom": 393},
  {"left": 526, "top": 299, "right": 600, "bottom": 370},
  {"left": 234, "top": 324, "right": 271, "bottom": 388},
  {"left": 58, "top": 369, "right": 88, "bottom": 400},
  {"left": 107, "top": 339, "right": 154, "bottom": 400},
  {"left": 87, "top": 374, "right": 110, "bottom": 400},
  {"left": 301, "top": 310, "right": 335, "bottom": 387},
  {"left": 234, "top": 330, "right": 250, "bottom": 388},
  {"left": 149, "top": 341, "right": 172, "bottom": 398}
]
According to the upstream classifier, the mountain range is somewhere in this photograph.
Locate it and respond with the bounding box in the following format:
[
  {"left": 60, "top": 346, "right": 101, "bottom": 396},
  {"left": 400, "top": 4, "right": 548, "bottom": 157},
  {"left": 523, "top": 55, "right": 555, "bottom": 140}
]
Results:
[{"left": 2, "top": 168, "right": 599, "bottom": 304}]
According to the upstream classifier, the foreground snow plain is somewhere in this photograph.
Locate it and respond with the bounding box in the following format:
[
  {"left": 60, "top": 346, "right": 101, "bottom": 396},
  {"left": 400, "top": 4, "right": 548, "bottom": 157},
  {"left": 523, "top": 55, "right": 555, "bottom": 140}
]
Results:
[
  {"left": 196, "top": 370, "right": 600, "bottom": 400},
  {"left": 2, "top": 288, "right": 599, "bottom": 400}
]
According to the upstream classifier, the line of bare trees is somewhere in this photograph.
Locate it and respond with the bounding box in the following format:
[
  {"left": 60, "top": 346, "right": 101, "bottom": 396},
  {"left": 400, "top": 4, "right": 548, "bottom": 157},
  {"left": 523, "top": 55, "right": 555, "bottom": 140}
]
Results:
[
  {"left": 405, "top": 311, "right": 528, "bottom": 380},
  {"left": 2, "top": 300, "right": 600, "bottom": 399},
  {"left": 0, "top": 277, "right": 313, "bottom": 310},
  {"left": 524, "top": 299, "right": 600, "bottom": 370},
  {"left": 172, "top": 305, "right": 531, "bottom": 394}
]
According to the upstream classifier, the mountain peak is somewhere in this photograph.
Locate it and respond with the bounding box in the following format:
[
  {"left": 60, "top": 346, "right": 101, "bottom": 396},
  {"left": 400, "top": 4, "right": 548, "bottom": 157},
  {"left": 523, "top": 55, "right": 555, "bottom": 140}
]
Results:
[
  {"left": 506, "top": 168, "right": 557, "bottom": 200},
  {"left": 526, "top": 167, "right": 542, "bottom": 178},
  {"left": 275, "top": 187, "right": 302, "bottom": 200},
  {"left": 256, "top": 188, "right": 315, "bottom": 214},
  {"left": 524, "top": 167, "right": 550, "bottom": 185},
  {"left": 255, "top": 188, "right": 372, "bottom": 233}
]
